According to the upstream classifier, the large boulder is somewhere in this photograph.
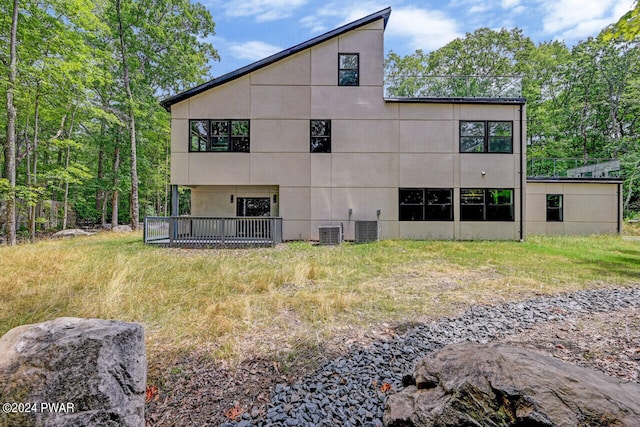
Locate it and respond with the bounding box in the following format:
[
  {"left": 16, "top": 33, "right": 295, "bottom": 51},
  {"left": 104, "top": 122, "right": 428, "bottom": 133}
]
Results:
[
  {"left": 384, "top": 342, "right": 640, "bottom": 427},
  {"left": 0, "top": 317, "right": 146, "bottom": 427}
]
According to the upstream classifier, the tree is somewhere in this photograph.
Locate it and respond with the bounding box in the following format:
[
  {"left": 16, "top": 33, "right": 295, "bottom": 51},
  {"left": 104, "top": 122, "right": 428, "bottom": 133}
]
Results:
[
  {"left": 3, "top": 0, "right": 18, "bottom": 245},
  {"left": 105, "top": 0, "right": 218, "bottom": 230},
  {"left": 606, "top": 0, "right": 640, "bottom": 40}
]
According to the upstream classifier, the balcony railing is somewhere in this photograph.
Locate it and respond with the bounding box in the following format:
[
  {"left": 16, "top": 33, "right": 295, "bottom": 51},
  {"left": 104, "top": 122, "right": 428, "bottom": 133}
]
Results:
[
  {"left": 384, "top": 75, "right": 522, "bottom": 99},
  {"left": 527, "top": 158, "right": 621, "bottom": 179},
  {"left": 143, "top": 216, "right": 283, "bottom": 247}
]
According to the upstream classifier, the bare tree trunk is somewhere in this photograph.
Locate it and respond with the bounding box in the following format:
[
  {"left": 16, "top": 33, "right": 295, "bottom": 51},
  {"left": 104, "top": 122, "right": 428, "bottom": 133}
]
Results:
[
  {"left": 111, "top": 138, "right": 120, "bottom": 227},
  {"left": 96, "top": 120, "right": 106, "bottom": 227},
  {"left": 28, "top": 93, "right": 40, "bottom": 240},
  {"left": 62, "top": 145, "right": 71, "bottom": 230},
  {"left": 116, "top": 0, "right": 139, "bottom": 231},
  {"left": 62, "top": 104, "right": 78, "bottom": 230},
  {"left": 102, "top": 190, "right": 109, "bottom": 227},
  {"left": 3, "top": 0, "right": 19, "bottom": 246}
]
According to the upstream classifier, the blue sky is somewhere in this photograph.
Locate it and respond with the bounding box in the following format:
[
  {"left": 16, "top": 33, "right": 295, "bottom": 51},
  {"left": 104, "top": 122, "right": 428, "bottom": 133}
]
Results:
[{"left": 201, "top": 0, "right": 635, "bottom": 77}]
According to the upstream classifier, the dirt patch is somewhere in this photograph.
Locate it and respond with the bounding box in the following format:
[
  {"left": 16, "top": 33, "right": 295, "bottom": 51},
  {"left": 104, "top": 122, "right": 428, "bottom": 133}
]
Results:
[
  {"left": 145, "top": 307, "right": 640, "bottom": 426},
  {"left": 499, "top": 306, "right": 640, "bottom": 383}
]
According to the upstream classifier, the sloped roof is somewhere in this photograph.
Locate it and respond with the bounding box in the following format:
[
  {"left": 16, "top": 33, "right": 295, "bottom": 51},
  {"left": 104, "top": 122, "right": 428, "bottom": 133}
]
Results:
[{"left": 160, "top": 7, "right": 392, "bottom": 111}]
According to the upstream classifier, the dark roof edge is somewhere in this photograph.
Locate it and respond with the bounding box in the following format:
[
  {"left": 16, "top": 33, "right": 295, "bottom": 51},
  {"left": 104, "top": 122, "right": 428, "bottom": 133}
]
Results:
[
  {"left": 527, "top": 177, "right": 623, "bottom": 184},
  {"left": 160, "top": 7, "right": 392, "bottom": 111},
  {"left": 385, "top": 97, "right": 526, "bottom": 105}
]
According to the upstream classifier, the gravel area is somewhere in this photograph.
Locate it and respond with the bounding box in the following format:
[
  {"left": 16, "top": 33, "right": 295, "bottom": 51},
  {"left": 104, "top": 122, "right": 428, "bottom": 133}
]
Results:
[{"left": 146, "top": 285, "right": 640, "bottom": 427}]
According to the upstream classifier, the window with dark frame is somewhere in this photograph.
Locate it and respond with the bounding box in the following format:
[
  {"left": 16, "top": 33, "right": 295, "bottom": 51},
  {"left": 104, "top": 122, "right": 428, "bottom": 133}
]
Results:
[
  {"left": 338, "top": 53, "right": 359, "bottom": 86},
  {"left": 546, "top": 194, "right": 563, "bottom": 222},
  {"left": 310, "top": 120, "right": 331, "bottom": 153},
  {"left": 460, "top": 121, "right": 513, "bottom": 153},
  {"left": 460, "top": 188, "right": 514, "bottom": 221},
  {"left": 399, "top": 188, "right": 453, "bottom": 221},
  {"left": 236, "top": 197, "right": 271, "bottom": 217},
  {"left": 189, "top": 119, "right": 250, "bottom": 152}
]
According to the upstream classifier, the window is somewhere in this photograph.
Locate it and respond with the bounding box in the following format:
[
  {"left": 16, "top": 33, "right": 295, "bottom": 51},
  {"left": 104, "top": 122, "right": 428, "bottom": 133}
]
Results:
[
  {"left": 338, "top": 53, "right": 359, "bottom": 86},
  {"left": 237, "top": 197, "right": 270, "bottom": 217},
  {"left": 189, "top": 119, "right": 249, "bottom": 152},
  {"left": 460, "top": 189, "right": 514, "bottom": 221},
  {"left": 546, "top": 194, "right": 563, "bottom": 222},
  {"left": 399, "top": 188, "right": 453, "bottom": 221},
  {"left": 460, "top": 121, "right": 513, "bottom": 153},
  {"left": 310, "top": 120, "right": 331, "bottom": 153}
]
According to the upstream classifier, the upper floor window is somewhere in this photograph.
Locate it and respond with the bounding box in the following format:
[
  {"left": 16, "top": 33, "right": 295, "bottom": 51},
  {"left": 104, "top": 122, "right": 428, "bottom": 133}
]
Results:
[
  {"left": 460, "top": 188, "right": 514, "bottom": 221},
  {"left": 399, "top": 188, "right": 453, "bottom": 221},
  {"left": 338, "top": 53, "right": 359, "bottom": 86},
  {"left": 189, "top": 119, "right": 250, "bottom": 152},
  {"left": 310, "top": 120, "right": 331, "bottom": 153},
  {"left": 460, "top": 121, "right": 513, "bottom": 153},
  {"left": 546, "top": 194, "right": 563, "bottom": 222}
]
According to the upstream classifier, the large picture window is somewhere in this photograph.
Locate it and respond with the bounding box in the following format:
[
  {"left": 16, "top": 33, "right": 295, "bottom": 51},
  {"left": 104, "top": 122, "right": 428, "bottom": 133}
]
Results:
[
  {"left": 460, "top": 189, "right": 514, "bottom": 221},
  {"left": 189, "top": 119, "right": 250, "bottom": 152},
  {"left": 460, "top": 121, "right": 513, "bottom": 153},
  {"left": 546, "top": 194, "right": 563, "bottom": 222},
  {"left": 399, "top": 188, "right": 453, "bottom": 221},
  {"left": 338, "top": 53, "right": 359, "bottom": 86},
  {"left": 310, "top": 120, "right": 331, "bottom": 153}
]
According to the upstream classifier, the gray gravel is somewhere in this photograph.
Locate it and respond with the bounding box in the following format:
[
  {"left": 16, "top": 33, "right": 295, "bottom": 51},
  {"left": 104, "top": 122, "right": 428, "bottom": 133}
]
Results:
[{"left": 226, "top": 286, "right": 640, "bottom": 427}]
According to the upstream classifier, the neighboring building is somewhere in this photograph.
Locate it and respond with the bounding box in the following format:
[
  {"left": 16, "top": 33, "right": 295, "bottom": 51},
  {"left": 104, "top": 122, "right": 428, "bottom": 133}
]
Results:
[{"left": 159, "top": 7, "right": 622, "bottom": 242}]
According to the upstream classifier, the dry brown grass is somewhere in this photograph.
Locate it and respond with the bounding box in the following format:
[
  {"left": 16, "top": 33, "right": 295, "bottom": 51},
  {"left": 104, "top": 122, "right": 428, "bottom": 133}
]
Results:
[{"left": 1, "top": 231, "right": 639, "bottom": 363}]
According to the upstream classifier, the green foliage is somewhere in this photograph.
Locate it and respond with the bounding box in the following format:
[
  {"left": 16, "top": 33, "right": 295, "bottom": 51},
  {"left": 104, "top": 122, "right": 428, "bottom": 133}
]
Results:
[
  {"left": 605, "top": 1, "right": 640, "bottom": 40},
  {"left": 0, "top": 0, "right": 218, "bottom": 234}
]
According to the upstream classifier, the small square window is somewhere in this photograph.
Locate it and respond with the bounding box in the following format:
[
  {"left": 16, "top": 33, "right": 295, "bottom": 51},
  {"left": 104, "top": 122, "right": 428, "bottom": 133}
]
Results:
[
  {"left": 546, "top": 194, "right": 563, "bottom": 222},
  {"left": 310, "top": 120, "right": 331, "bottom": 153},
  {"left": 338, "top": 53, "right": 359, "bottom": 86}
]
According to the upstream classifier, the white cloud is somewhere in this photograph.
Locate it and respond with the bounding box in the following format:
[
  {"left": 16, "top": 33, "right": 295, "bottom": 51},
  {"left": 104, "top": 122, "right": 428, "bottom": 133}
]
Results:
[
  {"left": 541, "top": 0, "right": 635, "bottom": 40},
  {"left": 386, "top": 7, "right": 463, "bottom": 51},
  {"left": 300, "top": 1, "right": 388, "bottom": 32},
  {"left": 223, "top": 0, "right": 308, "bottom": 22},
  {"left": 501, "top": 0, "right": 521, "bottom": 7},
  {"left": 228, "top": 41, "right": 283, "bottom": 61}
]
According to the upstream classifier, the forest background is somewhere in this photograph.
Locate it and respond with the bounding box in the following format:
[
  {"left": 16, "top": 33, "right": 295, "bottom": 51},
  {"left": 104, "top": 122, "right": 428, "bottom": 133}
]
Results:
[{"left": 1, "top": 0, "right": 640, "bottom": 245}]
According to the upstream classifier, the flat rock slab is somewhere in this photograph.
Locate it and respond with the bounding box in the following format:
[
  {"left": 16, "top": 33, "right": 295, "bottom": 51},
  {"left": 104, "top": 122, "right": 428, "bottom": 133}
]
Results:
[
  {"left": 0, "top": 317, "right": 146, "bottom": 427},
  {"left": 384, "top": 342, "right": 640, "bottom": 427},
  {"left": 52, "top": 229, "right": 95, "bottom": 238}
]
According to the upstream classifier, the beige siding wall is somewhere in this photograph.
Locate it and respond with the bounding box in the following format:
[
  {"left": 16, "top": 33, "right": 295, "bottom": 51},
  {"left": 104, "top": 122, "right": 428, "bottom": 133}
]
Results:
[
  {"left": 526, "top": 181, "right": 621, "bottom": 235},
  {"left": 170, "top": 19, "right": 526, "bottom": 240}
]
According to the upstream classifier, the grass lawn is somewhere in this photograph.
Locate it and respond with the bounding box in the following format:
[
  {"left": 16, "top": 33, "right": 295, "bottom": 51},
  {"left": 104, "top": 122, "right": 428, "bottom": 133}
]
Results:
[{"left": 1, "top": 228, "right": 639, "bottom": 363}]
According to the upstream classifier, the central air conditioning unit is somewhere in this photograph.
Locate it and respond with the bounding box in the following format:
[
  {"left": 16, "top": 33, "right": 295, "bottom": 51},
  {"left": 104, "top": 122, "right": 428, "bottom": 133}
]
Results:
[
  {"left": 355, "top": 221, "right": 378, "bottom": 243},
  {"left": 318, "top": 225, "right": 342, "bottom": 245}
]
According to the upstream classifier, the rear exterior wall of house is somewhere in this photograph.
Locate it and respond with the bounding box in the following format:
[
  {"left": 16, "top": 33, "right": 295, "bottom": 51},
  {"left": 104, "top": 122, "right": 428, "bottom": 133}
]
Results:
[{"left": 169, "top": 18, "right": 527, "bottom": 240}]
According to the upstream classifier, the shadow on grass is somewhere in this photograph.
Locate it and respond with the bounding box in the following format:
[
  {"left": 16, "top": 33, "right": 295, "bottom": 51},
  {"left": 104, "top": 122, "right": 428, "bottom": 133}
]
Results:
[{"left": 574, "top": 249, "right": 640, "bottom": 280}]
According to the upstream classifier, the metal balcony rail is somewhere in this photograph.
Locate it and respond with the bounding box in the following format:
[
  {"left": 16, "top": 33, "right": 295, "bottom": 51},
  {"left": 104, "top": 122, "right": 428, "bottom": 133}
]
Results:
[
  {"left": 527, "top": 158, "right": 621, "bottom": 178},
  {"left": 384, "top": 75, "right": 523, "bottom": 99},
  {"left": 143, "top": 216, "right": 283, "bottom": 247}
]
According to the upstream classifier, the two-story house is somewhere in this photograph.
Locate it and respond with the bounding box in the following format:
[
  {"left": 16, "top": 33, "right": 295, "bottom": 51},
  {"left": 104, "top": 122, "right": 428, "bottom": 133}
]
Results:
[{"left": 155, "top": 7, "right": 621, "bottom": 244}]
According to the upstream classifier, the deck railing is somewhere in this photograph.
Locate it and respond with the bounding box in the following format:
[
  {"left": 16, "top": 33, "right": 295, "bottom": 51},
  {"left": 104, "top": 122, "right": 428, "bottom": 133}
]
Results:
[
  {"left": 143, "top": 216, "right": 283, "bottom": 247},
  {"left": 527, "top": 158, "right": 621, "bottom": 178},
  {"left": 384, "top": 75, "right": 522, "bottom": 98}
]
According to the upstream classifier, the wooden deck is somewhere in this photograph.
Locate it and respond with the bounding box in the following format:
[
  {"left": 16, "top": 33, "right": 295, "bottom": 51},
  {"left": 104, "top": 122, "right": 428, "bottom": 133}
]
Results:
[{"left": 144, "top": 216, "right": 283, "bottom": 248}]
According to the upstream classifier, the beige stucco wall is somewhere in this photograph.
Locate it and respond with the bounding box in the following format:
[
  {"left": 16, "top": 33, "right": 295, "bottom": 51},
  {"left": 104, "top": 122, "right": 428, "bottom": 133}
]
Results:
[
  {"left": 170, "top": 18, "right": 527, "bottom": 241},
  {"left": 526, "top": 181, "right": 621, "bottom": 235}
]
